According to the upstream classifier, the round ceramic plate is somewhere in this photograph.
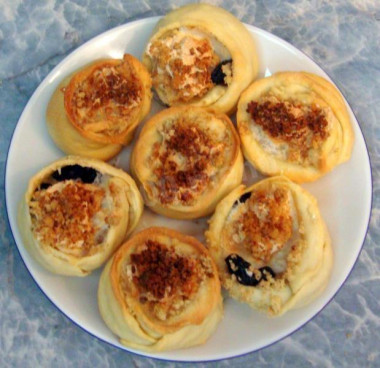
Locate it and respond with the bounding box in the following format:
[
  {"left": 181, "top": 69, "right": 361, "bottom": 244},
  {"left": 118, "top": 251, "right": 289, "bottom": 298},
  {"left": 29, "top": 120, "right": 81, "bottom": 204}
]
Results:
[{"left": 5, "top": 17, "right": 372, "bottom": 362}]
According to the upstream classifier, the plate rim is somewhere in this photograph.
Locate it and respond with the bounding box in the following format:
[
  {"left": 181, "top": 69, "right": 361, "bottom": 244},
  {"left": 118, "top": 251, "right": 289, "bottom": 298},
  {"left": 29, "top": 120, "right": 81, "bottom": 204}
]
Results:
[{"left": 4, "top": 16, "right": 373, "bottom": 362}]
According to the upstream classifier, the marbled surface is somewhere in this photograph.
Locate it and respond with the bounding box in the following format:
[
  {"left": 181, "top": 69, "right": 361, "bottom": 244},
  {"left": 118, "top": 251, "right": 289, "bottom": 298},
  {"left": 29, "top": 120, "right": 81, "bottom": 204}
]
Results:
[{"left": 1, "top": 0, "right": 379, "bottom": 367}]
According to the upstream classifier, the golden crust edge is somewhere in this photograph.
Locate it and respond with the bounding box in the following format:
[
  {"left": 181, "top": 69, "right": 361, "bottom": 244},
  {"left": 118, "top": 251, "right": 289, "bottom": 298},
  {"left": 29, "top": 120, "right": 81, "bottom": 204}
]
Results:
[
  {"left": 98, "top": 227, "right": 223, "bottom": 351},
  {"left": 17, "top": 156, "right": 143, "bottom": 276},
  {"left": 236, "top": 72, "right": 354, "bottom": 182},
  {"left": 142, "top": 3, "right": 258, "bottom": 115},
  {"left": 64, "top": 54, "right": 152, "bottom": 145},
  {"left": 206, "top": 176, "right": 332, "bottom": 315},
  {"left": 46, "top": 75, "right": 123, "bottom": 161},
  {"left": 130, "top": 106, "right": 244, "bottom": 219}
]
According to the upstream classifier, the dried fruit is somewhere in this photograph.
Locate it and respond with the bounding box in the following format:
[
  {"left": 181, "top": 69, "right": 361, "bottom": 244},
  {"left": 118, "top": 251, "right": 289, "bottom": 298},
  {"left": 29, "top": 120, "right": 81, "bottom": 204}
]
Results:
[
  {"left": 233, "top": 191, "right": 251, "bottom": 207},
  {"left": 225, "top": 253, "right": 275, "bottom": 286},
  {"left": 211, "top": 59, "right": 232, "bottom": 86},
  {"left": 51, "top": 165, "right": 98, "bottom": 183},
  {"left": 39, "top": 183, "right": 51, "bottom": 190}
]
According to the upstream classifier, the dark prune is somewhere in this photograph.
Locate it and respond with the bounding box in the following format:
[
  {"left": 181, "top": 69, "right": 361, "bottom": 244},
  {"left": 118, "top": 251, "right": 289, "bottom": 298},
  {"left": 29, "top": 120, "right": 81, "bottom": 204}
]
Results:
[
  {"left": 225, "top": 254, "right": 275, "bottom": 286},
  {"left": 39, "top": 183, "right": 51, "bottom": 190},
  {"left": 239, "top": 192, "right": 252, "bottom": 203},
  {"left": 225, "top": 254, "right": 258, "bottom": 286},
  {"left": 211, "top": 59, "right": 232, "bottom": 86},
  {"left": 51, "top": 165, "right": 98, "bottom": 183},
  {"left": 259, "top": 266, "right": 276, "bottom": 281},
  {"left": 233, "top": 191, "right": 251, "bottom": 207}
]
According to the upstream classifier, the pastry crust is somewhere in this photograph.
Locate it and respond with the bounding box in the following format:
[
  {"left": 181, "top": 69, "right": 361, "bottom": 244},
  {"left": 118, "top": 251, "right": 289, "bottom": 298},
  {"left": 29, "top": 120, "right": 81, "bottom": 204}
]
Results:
[
  {"left": 237, "top": 72, "right": 354, "bottom": 182},
  {"left": 130, "top": 106, "right": 244, "bottom": 219},
  {"left": 98, "top": 227, "right": 223, "bottom": 352},
  {"left": 18, "top": 156, "right": 143, "bottom": 276},
  {"left": 142, "top": 3, "right": 258, "bottom": 114},
  {"left": 46, "top": 54, "right": 152, "bottom": 160},
  {"left": 206, "top": 176, "right": 333, "bottom": 316}
]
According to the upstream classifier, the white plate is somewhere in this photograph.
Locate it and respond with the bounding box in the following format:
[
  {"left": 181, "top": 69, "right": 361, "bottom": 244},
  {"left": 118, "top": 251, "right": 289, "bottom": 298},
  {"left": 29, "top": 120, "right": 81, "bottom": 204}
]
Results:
[{"left": 5, "top": 17, "right": 372, "bottom": 362}]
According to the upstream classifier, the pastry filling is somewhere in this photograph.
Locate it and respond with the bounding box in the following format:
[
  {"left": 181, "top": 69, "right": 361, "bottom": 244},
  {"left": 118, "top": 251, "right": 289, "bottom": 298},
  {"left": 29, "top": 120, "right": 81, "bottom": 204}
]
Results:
[
  {"left": 223, "top": 186, "right": 299, "bottom": 279},
  {"left": 149, "top": 115, "right": 228, "bottom": 205},
  {"left": 146, "top": 27, "right": 231, "bottom": 104},
  {"left": 65, "top": 57, "right": 142, "bottom": 137},
  {"left": 123, "top": 240, "right": 213, "bottom": 320},
  {"left": 247, "top": 98, "right": 330, "bottom": 165},
  {"left": 211, "top": 60, "right": 233, "bottom": 86},
  {"left": 225, "top": 254, "right": 275, "bottom": 286},
  {"left": 29, "top": 168, "right": 120, "bottom": 257}
]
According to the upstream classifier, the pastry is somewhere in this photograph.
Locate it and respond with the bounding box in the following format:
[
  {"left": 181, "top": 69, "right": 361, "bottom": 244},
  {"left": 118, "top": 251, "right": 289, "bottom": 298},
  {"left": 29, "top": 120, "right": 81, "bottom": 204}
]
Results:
[
  {"left": 206, "top": 176, "right": 333, "bottom": 316},
  {"left": 130, "top": 106, "right": 244, "bottom": 219},
  {"left": 18, "top": 156, "right": 143, "bottom": 276},
  {"left": 98, "top": 227, "right": 222, "bottom": 352},
  {"left": 237, "top": 72, "right": 354, "bottom": 182},
  {"left": 46, "top": 54, "right": 152, "bottom": 160},
  {"left": 142, "top": 3, "right": 258, "bottom": 114}
]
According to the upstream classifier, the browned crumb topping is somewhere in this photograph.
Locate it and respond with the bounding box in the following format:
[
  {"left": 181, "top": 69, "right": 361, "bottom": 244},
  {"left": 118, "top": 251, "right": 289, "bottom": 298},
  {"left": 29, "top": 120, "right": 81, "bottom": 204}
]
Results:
[
  {"left": 151, "top": 118, "right": 225, "bottom": 205},
  {"left": 247, "top": 100, "right": 329, "bottom": 161},
  {"left": 126, "top": 240, "right": 212, "bottom": 320},
  {"left": 236, "top": 188, "right": 292, "bottom": 264},
  {"left": 148, "top": 31, "right": 219, "bottom": 104},
  {"left": 29, "top": 182, "right": 108, "bottom": 256},
  {"left": 68, "top": 62, "right": 142, "bottom": 136}
]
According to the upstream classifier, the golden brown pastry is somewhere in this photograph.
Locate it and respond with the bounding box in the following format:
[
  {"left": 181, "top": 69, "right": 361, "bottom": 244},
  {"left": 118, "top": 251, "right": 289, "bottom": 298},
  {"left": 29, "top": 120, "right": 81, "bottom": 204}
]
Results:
[
  {"left": 130, "top": 106, "right": 244, "bottom": 219},
  {"left": 206, "top": 176, "right": 333, "bottom": 316},
  {"left": 237, "top": 72, "right": 354, "bottom": 182},
  {"left": 98, "top": 227, "right": 223, "bottom": 352},
  {"left": 142, "top": 3, "right": 258, "bottom": 114},
  {"left": 18, "top": 156, "right": 143, "bottom": 276},
  {"left": 46, "top": 54, "right": 152, "bottom": 160}
]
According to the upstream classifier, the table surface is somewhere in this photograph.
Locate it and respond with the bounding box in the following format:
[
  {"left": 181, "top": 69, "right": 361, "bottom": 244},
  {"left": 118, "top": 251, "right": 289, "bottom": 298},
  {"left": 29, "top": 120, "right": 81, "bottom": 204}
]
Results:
[{"left": 1, "top": 0, "right": 379, "bottom": 367}]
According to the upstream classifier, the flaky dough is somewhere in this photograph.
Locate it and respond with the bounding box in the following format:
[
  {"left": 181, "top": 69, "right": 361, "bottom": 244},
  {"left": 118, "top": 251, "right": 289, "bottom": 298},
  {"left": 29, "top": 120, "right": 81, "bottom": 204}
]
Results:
[
  {"left": 206, "top": 176, "right": 333, "bottom": 316},
  {"left": 237, "top": 72, "right": 354, "bottom": 182},
  {"left": 46, "top": 54, "right": 152, "bottom": 160},
  {"left": 142, "top": 3, "right": 258, "bottom": 114},
  {"left": 18, "top": 156, "right": 143, "bottom": 276},
  {"left": 130, "top": 106, "right": 244, "bottom": 219},
  {"left": 98, "top": 227, "right": 223, "bottom": 351}
]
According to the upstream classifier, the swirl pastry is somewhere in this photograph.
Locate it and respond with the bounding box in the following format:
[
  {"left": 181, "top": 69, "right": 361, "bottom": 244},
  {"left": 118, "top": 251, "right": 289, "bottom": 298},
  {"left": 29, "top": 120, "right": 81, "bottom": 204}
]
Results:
[
  {"left": 206, "top": 176, "right": 333, "bottom": 316},
  {"left": 98, "top": 227, "right": 222, "bottom": 352},
  {"left": 142, "top": 3, "right": 258, "bottom": 114},
  {"left": 130, "top": 106, "right": 244, "bottom": 219},
  {"left": 18, "top": 156, "right": 143, "bottom": 276},
  {"left": 237, "top": 72, "right": 354, "bottom": 182},
  {"left": 46, "top": 54, "right": 152, "bottom": 161}
]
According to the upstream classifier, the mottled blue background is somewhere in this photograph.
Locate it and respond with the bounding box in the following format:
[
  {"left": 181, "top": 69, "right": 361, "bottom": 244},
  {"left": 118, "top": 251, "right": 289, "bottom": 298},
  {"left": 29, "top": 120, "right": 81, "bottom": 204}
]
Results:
[{"left": 0, "top": 1, "right": 379, "bottom": 367}]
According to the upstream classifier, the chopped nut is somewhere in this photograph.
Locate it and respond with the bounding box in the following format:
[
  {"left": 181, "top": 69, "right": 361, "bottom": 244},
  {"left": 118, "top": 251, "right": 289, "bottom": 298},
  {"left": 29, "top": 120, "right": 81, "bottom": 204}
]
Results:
[
  {"left": 148, "top": 30, "right": 220, "bottom": 104},
  {"left": 30, "top": 181, "right": 113, "bottom": 257},
  {"left": 151, "top": 116, "right": 226, "bottom": 205},
  {"left": 122, "top": 240, "right": 211, "bottom": 320},
  {"left": 230, "top": 187, "right": 293, "bottom": 264},
  {"left": 247, "top": 99, "right": 329, "bottom": 163},
  {"left": 68, "top": 61, "right": 142, "bottom": 137}
]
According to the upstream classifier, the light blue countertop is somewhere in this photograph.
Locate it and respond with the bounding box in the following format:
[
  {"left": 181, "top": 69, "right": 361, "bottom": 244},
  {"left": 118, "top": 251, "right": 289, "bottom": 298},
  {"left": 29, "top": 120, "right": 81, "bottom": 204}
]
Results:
[{"left": 1, "top": 1, "right": 379, "bottom": 367}]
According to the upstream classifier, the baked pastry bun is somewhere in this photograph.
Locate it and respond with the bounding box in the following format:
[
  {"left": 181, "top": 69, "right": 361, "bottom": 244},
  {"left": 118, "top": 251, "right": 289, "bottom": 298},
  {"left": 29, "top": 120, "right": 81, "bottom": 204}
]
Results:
[
  {"left": 46, "top": 54, "right": 152, "bottom": 160},
  {"left": 206, "top": 176, "right": 333, "bottom": 316},
  {"left": 130, "top": 106, "right": 244, "bottom": 219},
  {"left": 142, "top": 3, "right": 258, "bottom": 114},
  {"left": 237, "top": 72, "right": 354, "bottom": 182},
  {"left": 18, "top": 156, "right": 143, "bottom": 276},
  {"left": 98, "top": 227, "right": 223, "bottom": 352}
]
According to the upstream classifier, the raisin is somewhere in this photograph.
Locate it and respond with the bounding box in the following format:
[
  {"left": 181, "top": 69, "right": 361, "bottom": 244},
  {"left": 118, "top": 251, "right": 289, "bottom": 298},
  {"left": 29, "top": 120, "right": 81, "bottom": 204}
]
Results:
[
  {"left": 211, "top": 59, "right": 232, "bottom": 86},
  {"left": 225, "top": 254, "right": 275, "bottom": 286},
  {"left": 39, "top": 183, "right": 51, "bottom": 190},
  {"left": 233, "top": 191, "right": 251, "bottom": 207},
  {"left": 51, "top": 165, "right": 99, "bottom": 183},
  {"left": 259, "top": 266, "right": 276, "bottom": 281}
]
